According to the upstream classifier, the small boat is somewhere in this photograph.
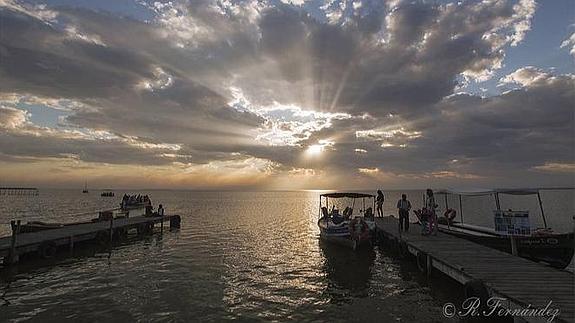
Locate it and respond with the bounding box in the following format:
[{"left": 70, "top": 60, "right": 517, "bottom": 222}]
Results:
[
  {"left": 17, "top": 220, "right": 92, "bottom": 233},
  {"left": 432, "top": 188, "right": 574, "bottom": 269},
  {"left": 317, "top": 192, "right": 376, "bottom": 250},
  {"left": 101, "top": 191, "right": 115, "bottom": 197},
  {"left": 82, "top": 181, "right": 88, "bottom": 193},
  {"left": 120, "top": 194, "right": 152, "bottom": 210},
  {"left": 15, "top": 210, "right": 120, "bottom": 233}
]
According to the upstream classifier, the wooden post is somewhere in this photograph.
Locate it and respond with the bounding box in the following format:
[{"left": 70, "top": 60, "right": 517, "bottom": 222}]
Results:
[
  {"left": 510, "top": 235, "right": 518, "bottom": 256},
  {"left": 536, "top": 191, "right": 548, "bottom": 228},
  {"left": 459, "top": 195, "right": 464, "bottom": 224},
  {"left": 161, "top": 214, "right": 164, "bottom": 234},
  {"left": 427, "top": 254, "right": 432, "bottom": 279},
  {"left": 69, "top": 236, "right": 74, "bottom": 253},
  {"left": 109, "top": 217, "right": 114, "bottom": 244},
  {"left": 7, "top": 220, "right": 19, "bottom": 264}
]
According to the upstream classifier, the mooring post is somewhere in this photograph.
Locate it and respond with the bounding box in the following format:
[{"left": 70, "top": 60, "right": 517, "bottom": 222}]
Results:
[
  {"left": 7, "top": 221, "right": 18, "bottom": 264},
  {"left": 69, "top": 236, "right": 74, "bottom": 253},
  {"left": 161, "top": 214, "right": 164, "bottom": 234},
  {"left": 109, "top": 217, "right": 114, "bottom": 244},
  {"left": 398, "top": 215, "right": 402, "bottom": 240}
]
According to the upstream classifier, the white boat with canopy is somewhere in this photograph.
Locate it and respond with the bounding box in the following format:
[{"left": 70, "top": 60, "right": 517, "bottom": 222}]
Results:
[{"left": 317, "top": 192, "right": 376, "bottom": 250}]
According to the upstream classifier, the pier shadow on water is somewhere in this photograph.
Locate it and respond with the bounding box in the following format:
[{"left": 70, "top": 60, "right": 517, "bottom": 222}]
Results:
[{"left": 0, "top": 229, "right": 175, "bottom": 286}]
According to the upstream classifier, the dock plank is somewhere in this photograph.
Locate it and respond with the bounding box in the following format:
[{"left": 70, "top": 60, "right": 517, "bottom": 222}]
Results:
[{"left": 375, "top": 217, "right": 574, "bottom": 323}]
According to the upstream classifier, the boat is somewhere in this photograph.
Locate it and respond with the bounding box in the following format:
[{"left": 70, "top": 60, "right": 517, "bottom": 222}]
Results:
[
  {"left": 101, "top": 191, "right": 115, "bottom": 197},
  {"left": 317, "top": 192, "right": 376, "bottom": 250},
  {"left": 120, "top": 194, "right": 152, "bottom": 210},
  {"left": 82, "top": 181, "right": 88, "bottom": 193},
  {"left": 17, "top": 220, "right": 93, "bottom": 233},
  {"left": 430, "top": 188, "right": 574, "bottom": 269},
  {"left": 15, "top": 210, "right": 118, "bottom": 233}
]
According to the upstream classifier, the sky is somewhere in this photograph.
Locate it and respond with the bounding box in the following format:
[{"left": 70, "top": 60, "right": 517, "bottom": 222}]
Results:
[{"left": 0, "top": 0, "right": 573, "bottom": 190}]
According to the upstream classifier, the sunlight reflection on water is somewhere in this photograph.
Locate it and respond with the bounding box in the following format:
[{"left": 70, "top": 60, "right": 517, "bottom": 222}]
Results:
[{"left": 0, "top": 190, "right": 572, "bottom": 321}]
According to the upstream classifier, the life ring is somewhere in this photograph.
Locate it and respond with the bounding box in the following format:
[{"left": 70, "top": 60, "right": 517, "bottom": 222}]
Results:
[
  {"left": 349, "top": 218, "right": 369, "bottom": 241},
  {"left": 38, "top": 242, "right": 58, "bottom": 259},
  {"left": 464, "top": 279, "right": 489, "bottom": 309}
]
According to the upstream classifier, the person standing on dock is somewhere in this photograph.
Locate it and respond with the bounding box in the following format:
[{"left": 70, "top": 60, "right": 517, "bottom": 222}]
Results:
[
  {"left": 397, "top": 194, "right": 411, "bottom": 232},
  {"left": 426, "top": 189, "right": 438, "bottom": 236},
  {"left": 376, "top": 190, "right": 385, "bottom": 217}
]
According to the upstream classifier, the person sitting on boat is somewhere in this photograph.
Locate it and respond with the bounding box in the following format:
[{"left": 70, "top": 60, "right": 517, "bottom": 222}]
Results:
[
  {"left": 376, "top": 190, "right": 385, "bottom": 217},
  {"left": 343, "top": 207, "right": 353, "bottom": 219},
  {"left": 158, "top": 204, "right": 165, "bottom": 216},
  {"left": 426, "top": 189, "right": 438, "bottom": 236},
  {"left": 364, "top": 207, "right": 374, "bottom": 219},
  {"left": 331, "top": 208, "right": 345, "bottom": 224}
]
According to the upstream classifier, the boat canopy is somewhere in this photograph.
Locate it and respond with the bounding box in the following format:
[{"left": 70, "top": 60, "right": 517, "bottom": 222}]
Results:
[
  {"left": 320, "top": 192, "right": 375, "bottom": 199},
  {"left": 435, "top": 188, "right": 573, "bottom": 196}
]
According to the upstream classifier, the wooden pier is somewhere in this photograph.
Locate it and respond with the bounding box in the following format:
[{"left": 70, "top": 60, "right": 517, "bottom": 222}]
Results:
[
  {"left": 0, "top": 214, "right": 181, "bottom": 265},
  {"left": 375, "top": 216, "right": 574, "bottom": 323},
  {"left": 0, "top": 187, "right": 39, "bottom": 196}
]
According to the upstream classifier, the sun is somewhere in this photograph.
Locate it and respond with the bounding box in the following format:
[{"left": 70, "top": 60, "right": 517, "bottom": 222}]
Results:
[{"left": 306, "top": 144, "right": 324, "bottom": 155}]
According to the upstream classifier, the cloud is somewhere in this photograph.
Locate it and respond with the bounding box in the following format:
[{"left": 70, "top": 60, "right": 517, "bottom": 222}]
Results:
[
  {"left": 532, "top": 163, "right": 575, "bottom": 173},
  {"left": 560, "top": 32, "right": 575, "bottom": 57},
  {"left": 0, "top": 106, "right": 29, "bottom": 128},
  {"left": 0, "top": 0, "right": 572, "bottom": 189},
  {"left": 499, "top": 66, "right": 561, "bottom": 87}
]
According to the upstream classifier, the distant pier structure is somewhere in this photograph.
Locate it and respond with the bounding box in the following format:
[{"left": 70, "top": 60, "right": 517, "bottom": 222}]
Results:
[{"left": 0, "top": 187, "right": 39, "bottom": 196}]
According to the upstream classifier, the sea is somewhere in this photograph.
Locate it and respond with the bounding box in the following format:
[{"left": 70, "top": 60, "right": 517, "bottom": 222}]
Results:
[{"left": 0, "top": 189, "right": 573, "bottom": 322}]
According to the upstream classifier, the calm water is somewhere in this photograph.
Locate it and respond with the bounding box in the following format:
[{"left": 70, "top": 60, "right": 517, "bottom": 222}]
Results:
[{"left": 0, "top": 190, "right": 573, "bottom": 322}]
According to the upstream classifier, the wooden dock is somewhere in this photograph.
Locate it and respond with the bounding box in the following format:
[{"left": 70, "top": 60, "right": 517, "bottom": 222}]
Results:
[
  {"left": 0, "top": 187, "right": 39, "bottom": 196},
  {"left": 0, "top": 214, "right": 181, "bottom": 265},
  {"left": 375, "top": 216, "right": 574, "bottom": 323}
]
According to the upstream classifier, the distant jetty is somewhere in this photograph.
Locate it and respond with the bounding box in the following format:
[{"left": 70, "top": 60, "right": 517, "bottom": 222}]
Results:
[
  {"left": 1, "top": 213, "right": 181, "bottom": 265},
  {"left": 0, "top": 187, "right": 39, "bottom": 196}
]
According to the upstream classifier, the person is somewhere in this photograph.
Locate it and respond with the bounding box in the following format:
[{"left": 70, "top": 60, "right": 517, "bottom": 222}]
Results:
[
  {"left": 158, "top": 204, "right": 165, "bottom": 216},
  {"left": 376, "top": 190, "right": 385, "bottom": 217},
  {"left": 426, "top": 189, "right": 438, "bottom": 236},
  {"left": 443, "top": 208, "right": 457, "bottom": 225},
  {"left": 415, "top": 208, "right": 430, "bottom": 235},
  {"left": 397, "top": 194, "right": 411, "bottom": 232}
]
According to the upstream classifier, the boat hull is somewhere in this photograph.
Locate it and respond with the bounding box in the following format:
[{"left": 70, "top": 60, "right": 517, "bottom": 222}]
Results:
[
  {"left": 17, "top": 220, "right": 96, "bottom": 233},
  {"left": 318, "top": 217, "right": 372, "bottom": 250},
  {"left": 439, "top": 225, "right": 574, "bottom": 269}
]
